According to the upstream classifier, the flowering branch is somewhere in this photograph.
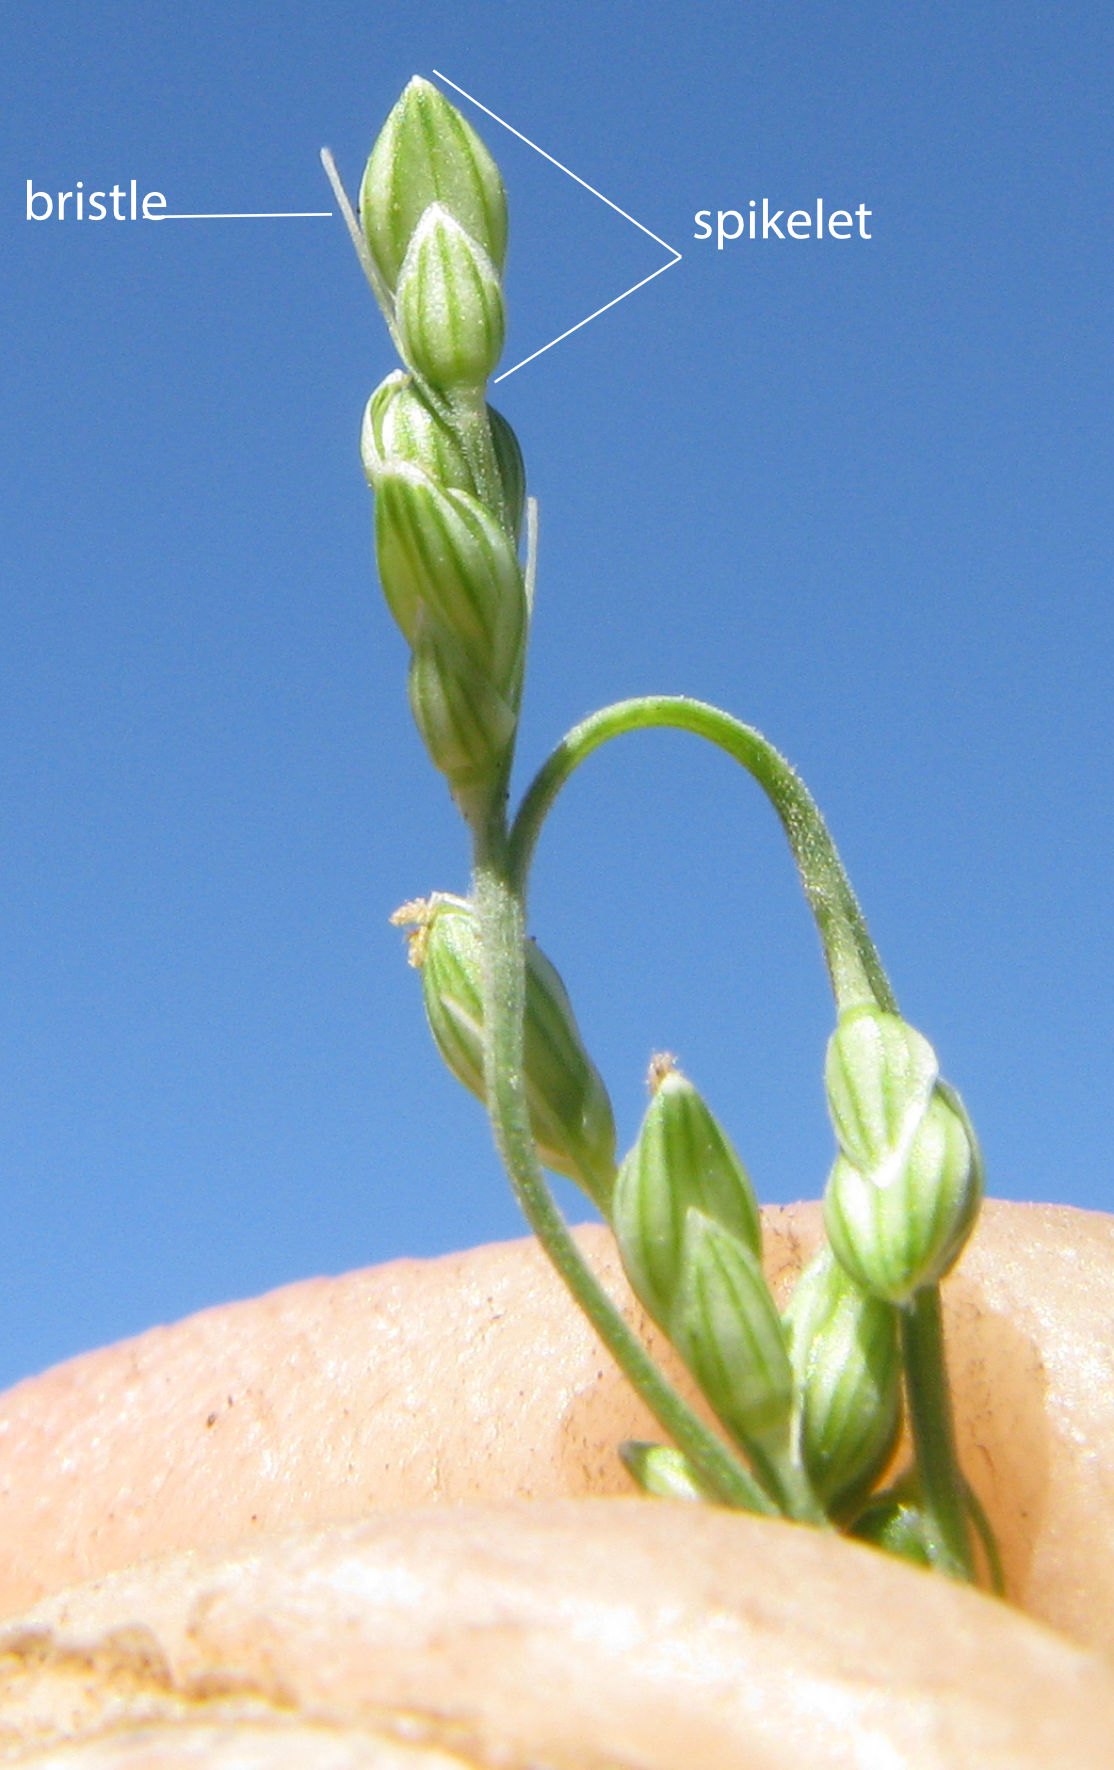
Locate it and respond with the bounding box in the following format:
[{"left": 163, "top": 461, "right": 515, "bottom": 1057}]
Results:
[{"left": 330, "top": 75, "right": 993, "bottom": 1588}]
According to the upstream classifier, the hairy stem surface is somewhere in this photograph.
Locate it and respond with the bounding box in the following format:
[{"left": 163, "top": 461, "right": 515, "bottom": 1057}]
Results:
[{"left": 508, "top": 696, "right": 894, "bottom": 1016}]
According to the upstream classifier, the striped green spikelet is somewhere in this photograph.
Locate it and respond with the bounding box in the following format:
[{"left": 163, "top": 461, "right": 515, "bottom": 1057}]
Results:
[
  {"left": 783, "top": 1245, "right": 901, "bottom": 1516},
  {"left": 359, "top": 76, "right": 507, "bottom": 295},
  {"left": 823, "top": 1007, "right": 982, "bottom": 1303},
  {"left": 396, "top": 893, "right": 617, "bottom": 1209},
  {"left": 363, "top": 375, "right": 525, "bottom": 543},
  {"left": 671, "top": 1209, "right": 795, "bottom": 1459},
  {"left": 374, "top": 465, "right": 525, "bottom": 691},
  {"left": 395, "top": 207, "right": 506, "bottom": 391},
  {"left": 406, "top": 631, "right": 520, "bottom": 797},
  {"left": 611, "top": 1059, "right": 761, "bottom": 1329},
  {"left": 359, "top": 80, "right": 525, "bottom": 819}
]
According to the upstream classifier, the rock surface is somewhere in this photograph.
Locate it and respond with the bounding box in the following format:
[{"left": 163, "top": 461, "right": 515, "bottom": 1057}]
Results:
[
  {"left": 1, "top": 1201, "right": 1111, "bottom": 1651},
  {"left": 0, "top": 1199, "right": 1112, "bottom": 1765},
  {"left": 3, "top": 1500, "right": 1114, "bottom": 1769}
]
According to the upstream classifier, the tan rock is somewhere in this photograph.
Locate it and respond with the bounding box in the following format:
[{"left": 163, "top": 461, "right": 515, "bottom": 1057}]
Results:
[
  {"left": 6, "top": 1720, "right": 474, "bottom": 1768},
  {"left": 3, "top": 1500, "right": 1114, "bottom": 1770},
  {"left": 0, "top": 1199, "right": 1110, "bottom": 1657},
  {"left": 3, "top": 1720, "right": 467, "bottom": 1762}
]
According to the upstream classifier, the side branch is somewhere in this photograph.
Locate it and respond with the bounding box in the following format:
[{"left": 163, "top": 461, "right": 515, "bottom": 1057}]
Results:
[{"left": 508, "top": 695, "right": 896, "bottom": 1016}]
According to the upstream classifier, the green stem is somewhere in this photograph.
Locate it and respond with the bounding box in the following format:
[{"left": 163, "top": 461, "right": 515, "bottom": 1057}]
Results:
[
  {"left": 507, "top": 695, "right": 895, "bottom": 1016},
  {"left": 900, "top": 1285, "right": 975, "bottom": 1581},
  {"left": 469, "top": 807, "right": 778, "bottom": 1516},
  {"left": 753, "top": 1439, "right": 829, "bottom": 1526},
  {"left": 964, "top": 1478, "right": 1005, "bottom": 1596},
  {"left": 448, "top": 388, "right": 508, "bottom": 534}
]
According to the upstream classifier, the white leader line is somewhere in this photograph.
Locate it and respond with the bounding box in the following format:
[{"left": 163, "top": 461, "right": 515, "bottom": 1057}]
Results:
[
  {"left": 431, "top": 69, "right": 682, "bottom": 383},
  {"left": 158, "top": 211, "right": 333, "bottom": 219},
  {"left": 491, "top": 261, "right": 681, "bottom": 381}
]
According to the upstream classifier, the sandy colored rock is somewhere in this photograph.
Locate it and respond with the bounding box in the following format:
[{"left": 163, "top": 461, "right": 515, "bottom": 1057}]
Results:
[
  {"left": 3, "top": 1499, "right": 1114, "bottom": 1770},
  {"left": 9, "top": 1723, "right": 473, "bottom": 1768},
  {"left": 0, "top": 1224, "right": 663, "bottom": 1621},
  {"left": 0, "top": 1201, "right": 1111, "bottom": 1656},
  {"left": 943, "top": 1200, "right": 1114, "bottom": 1651}
]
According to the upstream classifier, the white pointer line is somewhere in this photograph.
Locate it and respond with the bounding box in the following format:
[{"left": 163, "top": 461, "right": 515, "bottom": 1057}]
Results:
[
  {"left": 495, "top": 259, "right": 678, "bottom": 382},
  {"left": 432, "top": 69, "right": 681, "bottom": 382},
  {"left": 157, "top": 211, "right": 333, "bottom": 220},
  {"left": 432, "top": 69, "right": 680, "bottom": 258}
]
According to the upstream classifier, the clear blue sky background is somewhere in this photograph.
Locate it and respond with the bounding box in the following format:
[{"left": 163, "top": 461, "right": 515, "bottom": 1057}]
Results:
[{"left": 3, "top": 2, "right": 1111, "bottom": 1388}]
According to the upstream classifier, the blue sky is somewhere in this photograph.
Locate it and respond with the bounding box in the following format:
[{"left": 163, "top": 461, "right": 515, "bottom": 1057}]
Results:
[{"left": 3, "top": 2, "right": 1111, "bottom": 1387}]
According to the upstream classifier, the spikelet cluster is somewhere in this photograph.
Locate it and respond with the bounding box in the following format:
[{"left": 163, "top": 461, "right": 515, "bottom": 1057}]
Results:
[{"left": 360, "top": 79, "right": 527, "bottom": 818}]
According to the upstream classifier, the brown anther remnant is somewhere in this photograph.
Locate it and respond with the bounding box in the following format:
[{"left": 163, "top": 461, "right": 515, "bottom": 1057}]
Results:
[
  {"left": 389, "top": 897, "right": 436, "bottom": 967},
  {"left": 646, "top": 1052, "right": 679, "bottom": 1094}
]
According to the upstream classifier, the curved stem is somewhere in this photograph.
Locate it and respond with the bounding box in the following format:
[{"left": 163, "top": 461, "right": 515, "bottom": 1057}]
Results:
[
  {"left": 506, "top": 695, "right": 980, "bottom": 1574},
  {"left": 470, "top": 808, "right": 778, "bottom": 1516},
  {"left": 900, "top": 1285, "right": 975, "bottom": 1581},
  {"left": 508, "top": 696, "right": 895, "bottom": 1016}
]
